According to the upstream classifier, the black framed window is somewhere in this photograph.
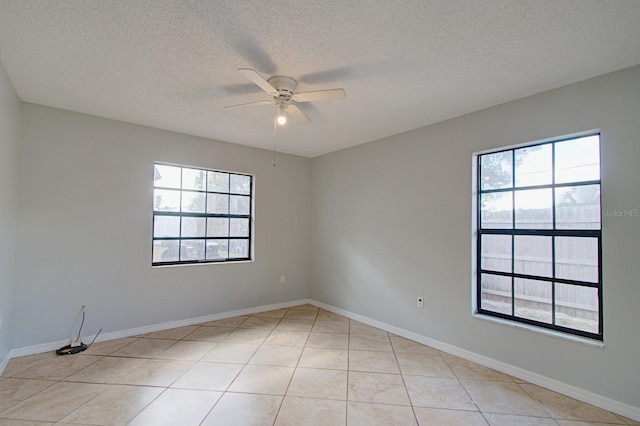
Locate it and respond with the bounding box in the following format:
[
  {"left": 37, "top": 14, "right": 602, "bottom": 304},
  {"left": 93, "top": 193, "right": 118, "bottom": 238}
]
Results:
[
  {"left": 152, "top": 163, "right": 253, "bottom": 265},
  {"left": 476, "top": 134, "right": 602, "bottom": 340}
]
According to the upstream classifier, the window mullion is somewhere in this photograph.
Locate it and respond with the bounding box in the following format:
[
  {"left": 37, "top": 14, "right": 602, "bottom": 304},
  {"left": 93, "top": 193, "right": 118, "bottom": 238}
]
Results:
[
  {"left": 511, "top": 149, "right": 516, "bottom": 317},
  {"left": 227, "top": 177, "right": 232, "bottom": 260},
  {"left": 477, "top": 156, "right": 483, "bottom": 312},
  {"left": 551, "top": 141, "right": 557, "bottom": 325}
]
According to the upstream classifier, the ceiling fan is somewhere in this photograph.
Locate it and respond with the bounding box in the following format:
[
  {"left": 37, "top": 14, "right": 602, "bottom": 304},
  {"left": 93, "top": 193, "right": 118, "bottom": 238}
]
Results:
[{"left": 224, "top": 68, "right": 346, "bottom": 125}]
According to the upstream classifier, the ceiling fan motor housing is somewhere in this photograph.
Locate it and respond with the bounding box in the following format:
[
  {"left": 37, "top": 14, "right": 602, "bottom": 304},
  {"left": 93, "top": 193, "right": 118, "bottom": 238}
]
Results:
[{"left": 268, "top": 75, "right": 297, "bottom": 100}]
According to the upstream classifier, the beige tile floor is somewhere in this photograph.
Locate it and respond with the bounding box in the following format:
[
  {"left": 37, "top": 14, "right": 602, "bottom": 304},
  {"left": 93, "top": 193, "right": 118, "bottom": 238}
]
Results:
[{"left": 1, "top": 304, "right": 638, "bottom": 426}]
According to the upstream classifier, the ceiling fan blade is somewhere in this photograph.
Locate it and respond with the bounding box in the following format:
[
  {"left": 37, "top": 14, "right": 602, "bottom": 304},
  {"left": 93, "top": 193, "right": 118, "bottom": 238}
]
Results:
[
  {"left": 292, "top": 88, "right": 346, "bottom": 102},
  {"left": 286, "top": 104, "right": 311, "bottom": 124},
  {"left": 223, "top": 99, "right": 273, "bottom": 110},
  {"left": 238, "top": 68, "right": 278, "bottom": 97}
]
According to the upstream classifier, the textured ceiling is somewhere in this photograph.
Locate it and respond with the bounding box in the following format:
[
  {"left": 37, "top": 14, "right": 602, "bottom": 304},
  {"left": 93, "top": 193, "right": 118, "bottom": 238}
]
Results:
[{"left": 1, "top": 1, "right": 639, "bottom": 157}]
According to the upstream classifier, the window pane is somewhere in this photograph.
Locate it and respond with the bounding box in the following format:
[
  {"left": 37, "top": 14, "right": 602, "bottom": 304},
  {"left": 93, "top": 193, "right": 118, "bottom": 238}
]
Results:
[
  {"left": 207, "top": 193, "right": 229, "bottom": 214},
  {"left": 514, "top": 278, "right": 552, "bottom": 323},
  {"left": 154, "top": 189, "right": 180, "bottom": 212},
  {"left": 480, "top": 151, "right": 512, "bottom": 190},
  {"left": 229, "top": 239, "right": 249, "bottom": 258},
  {"left": 481, "top": 234, "right": 511, "bottom": 273},
  {"left": 230, "top": 195, "right": 250, "bottom": 215},
  {"left": 480, "top": 192, "right": 512, "bottom": 229},
  {"left": 555, "top": 135, "right": 600, "bottom": 184},
  {"left": 207, "top": 171, "right": 229, "bottom": 192},
  {"left": 206, "top": 239, "right": 228, "bottom": 260},
  {"left": 181, "top": 191, "right": 206, "bottom": 213},
  {"left": 515, "top": 144, "right": 552, "bottom": 187},
  {"left": 514, "top": 235, "right": 552, "bottom": 277},
  {"left": 515, "top": 188, "right": 552, "bottom": 229},
  {"left": 182, "top": 168, "right": 206, "bottom": 191},
  {"left": 555, "top": 283, "right": 599, "bottom": 334},
  {"left": 154, "top": 164, "right": 181, "bottom": 189},
  {"left": 555, "top": 237, "right": 599, "bottom": 283},
  {"left": 480, "top": 274, "right": 512, "bottom": 315},
  {"left": 153, "top": 216, "right": 180, "bottom": 238},
  {"left": 555, "top": 185, "right": 601, "bottom": 229},
  {"left": 181, "top": 217, "right": 205, "bottom": 238},
  {"left": 207, "top": 217, "right": 229, "bottom": 237},
  {"left": 153, "top": 240, "right": 179, "bottom": 262},
  {"left": 230, "top": 218, "right": 249, "bottom": 237},
  {"left": 230, "top": 174, "right": 251, "bottom": 194},
  {"left": 180, "top": 239, "right": 205, "bottom": 261}
]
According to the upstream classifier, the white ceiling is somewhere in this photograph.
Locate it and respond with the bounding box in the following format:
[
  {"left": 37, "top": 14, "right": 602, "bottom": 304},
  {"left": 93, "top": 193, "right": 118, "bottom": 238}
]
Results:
[{"left": 1, "top": 1, "right": 639, "bottom": 158}]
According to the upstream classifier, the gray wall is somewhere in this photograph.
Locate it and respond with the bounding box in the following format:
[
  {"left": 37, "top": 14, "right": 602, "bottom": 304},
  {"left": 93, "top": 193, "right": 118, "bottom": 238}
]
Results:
[
  {"left": 0, "top": 62, "right": 20, "bottom": 361},
  {"left": 310, "top": 66, "right": 640, "bottom": 408},
  {"left": 12, "top": 104, "right": 311, "bottom": 347}
]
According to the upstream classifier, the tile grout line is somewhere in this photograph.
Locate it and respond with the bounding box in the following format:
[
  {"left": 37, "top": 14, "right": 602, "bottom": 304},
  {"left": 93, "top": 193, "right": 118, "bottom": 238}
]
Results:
[
  {"left": 123, "top": 321, "right": 236, "bottom": 425},
  {"left": 0, "top": 375, "right": 59, "bottom": 417},
  {"left": 272, "top": 306, "right": 301, "bottom": 425},
  {"left": 441, "top": 352, "right": 489, "bottom": 425},
  {"left": 388, "top": 334, "right": 420, "bottom": 425},
  {"left": 512, "top": 379, "right": 571, "bottom": 423}
]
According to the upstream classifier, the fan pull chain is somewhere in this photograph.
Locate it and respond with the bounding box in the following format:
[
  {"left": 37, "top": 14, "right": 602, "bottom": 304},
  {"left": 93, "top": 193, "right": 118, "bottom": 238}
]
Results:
[{"left": 273, "top": 104, "right": 277, "bottom": 167}]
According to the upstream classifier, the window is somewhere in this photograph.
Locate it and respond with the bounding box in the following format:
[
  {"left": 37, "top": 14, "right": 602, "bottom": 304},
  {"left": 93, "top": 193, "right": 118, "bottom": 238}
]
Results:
[
  {"left": 476, "top": 134, "right": 602, "bottom": 340},
  {"left": 152, "top": 163, "right": 253, "bottom": 265}
]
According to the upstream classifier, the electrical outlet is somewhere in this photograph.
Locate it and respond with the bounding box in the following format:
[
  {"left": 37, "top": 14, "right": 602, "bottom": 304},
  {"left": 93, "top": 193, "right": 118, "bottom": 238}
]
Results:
[
  {"left": 417, "top": 297, "right": 424, "bottom": 308},
  {"left": 280, "top": 275, "right": 286, "bottom": 284}
]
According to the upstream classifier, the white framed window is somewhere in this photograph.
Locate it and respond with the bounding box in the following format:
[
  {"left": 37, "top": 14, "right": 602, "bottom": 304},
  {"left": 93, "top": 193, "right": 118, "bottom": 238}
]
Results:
[
  {"left": 152, "top": 163, "right": 253, "bottom": 265},
  {"left": 475, "top": 133, "right": 602, "bottom": 340}
]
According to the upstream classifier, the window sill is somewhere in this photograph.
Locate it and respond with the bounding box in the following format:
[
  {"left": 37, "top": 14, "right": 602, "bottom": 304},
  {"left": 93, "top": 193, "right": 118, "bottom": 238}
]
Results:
[
  {"left": 151, "top": 259, "right": 255, "bottom": 269},
  {"left": 472, "top": 312, "right": 605, "bottom": 348}
]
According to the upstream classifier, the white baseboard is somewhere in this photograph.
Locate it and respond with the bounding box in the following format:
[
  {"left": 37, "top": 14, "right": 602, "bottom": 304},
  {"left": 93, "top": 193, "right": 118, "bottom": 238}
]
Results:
[
  {"left": 4, "top": 298, "right": 310, "bottom": 361},
  {"left": 310, "top": 300, "right": 640, "bottom": 422}
]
